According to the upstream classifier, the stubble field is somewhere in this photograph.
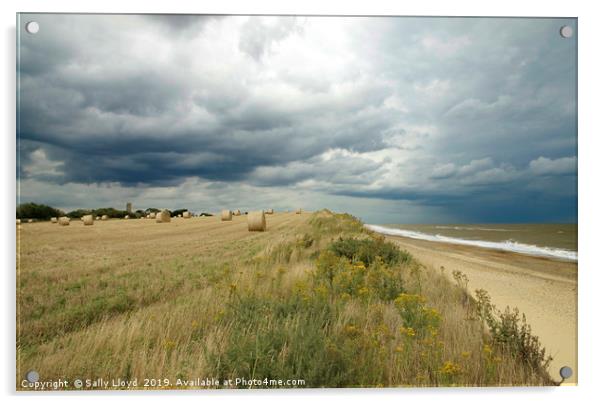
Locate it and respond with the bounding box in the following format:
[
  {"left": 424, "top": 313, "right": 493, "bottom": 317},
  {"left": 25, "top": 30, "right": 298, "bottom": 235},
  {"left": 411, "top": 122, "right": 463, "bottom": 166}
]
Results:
[{"left": 16, "top": 211, "right": 554, "bottom": 389}]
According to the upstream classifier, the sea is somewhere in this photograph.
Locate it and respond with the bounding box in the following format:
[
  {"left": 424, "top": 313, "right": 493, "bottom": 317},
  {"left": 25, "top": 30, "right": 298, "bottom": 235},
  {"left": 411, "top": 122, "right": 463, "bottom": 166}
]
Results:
[{"left": 365, "top": 223, "right": 577, "bottom": 262}]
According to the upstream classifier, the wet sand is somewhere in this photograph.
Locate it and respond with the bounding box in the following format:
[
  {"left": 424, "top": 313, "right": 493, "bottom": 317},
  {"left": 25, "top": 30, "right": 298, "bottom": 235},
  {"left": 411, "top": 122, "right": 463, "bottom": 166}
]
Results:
[{"left": 383, "top": 234, "right": 578, "bottom": 385}]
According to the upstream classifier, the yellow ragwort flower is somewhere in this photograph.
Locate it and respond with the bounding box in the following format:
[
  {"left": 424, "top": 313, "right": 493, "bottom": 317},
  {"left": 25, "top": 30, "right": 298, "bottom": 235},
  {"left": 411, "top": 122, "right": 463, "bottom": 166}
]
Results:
[{"left": 440, "top": 361, "right": 461, "bottom": 375}]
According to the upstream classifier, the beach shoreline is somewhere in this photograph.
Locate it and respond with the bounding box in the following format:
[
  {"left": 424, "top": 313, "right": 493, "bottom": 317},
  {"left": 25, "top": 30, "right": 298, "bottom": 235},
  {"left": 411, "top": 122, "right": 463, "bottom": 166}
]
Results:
[{"left": 380, "top": 233, "right": 577, "bottom": 385}]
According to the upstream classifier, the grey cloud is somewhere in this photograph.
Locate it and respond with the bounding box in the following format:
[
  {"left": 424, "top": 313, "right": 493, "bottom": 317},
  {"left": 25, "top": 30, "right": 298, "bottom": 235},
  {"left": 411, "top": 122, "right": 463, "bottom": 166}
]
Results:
[
  {"left": 144, "top": 14, "right": 220, "bottom": 34},
  {"left": 430, "top": 163, "right": 456, "bottom": 179},
  {"left": 249, "top": 150, "right": 384, "bottom": 187},
  {"left": 17, "top": 15, "right": 577, "bottom": 223},
  {"left": 238, "top": 17, "right": 303, "bottom": 61}
]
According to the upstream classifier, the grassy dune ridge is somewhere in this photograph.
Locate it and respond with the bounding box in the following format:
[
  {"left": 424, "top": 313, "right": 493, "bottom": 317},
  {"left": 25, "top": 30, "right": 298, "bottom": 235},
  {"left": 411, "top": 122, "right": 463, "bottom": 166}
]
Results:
[{"left": 17, "top": 210, "right": 553, "bottom": 388}]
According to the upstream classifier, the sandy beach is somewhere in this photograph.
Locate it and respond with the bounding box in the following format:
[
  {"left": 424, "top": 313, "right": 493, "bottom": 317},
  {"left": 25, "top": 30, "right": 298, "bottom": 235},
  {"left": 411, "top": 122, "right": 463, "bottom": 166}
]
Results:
[{"left": 383, "top": 234, "right": 577, "bottom": 385}]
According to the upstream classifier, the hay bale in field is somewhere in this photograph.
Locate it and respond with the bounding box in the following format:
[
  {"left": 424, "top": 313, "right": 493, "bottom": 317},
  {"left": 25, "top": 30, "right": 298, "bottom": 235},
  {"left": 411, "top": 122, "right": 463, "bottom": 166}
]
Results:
[
  {"left": 150, "top": 212, "right": 156, "bottom": 219},
  {"left": 28, "top": 219, "right": 33, "bottom": 223},
  {"left": 16, "top": 219, "right": 21, "bottom": 225},
  {"left": 156, "top": 209, "right": 171, "bottom": 223},
  {"left": 177, "top": 214, "right": 182, "bottom": 218},
  {"left": 296, "top": 208, "right": 302, "bottom": 214},
  {"left": 95, "top": 216, "right": 101, "bottom": 220},
  {"left": 82, "top": 214, "right": 94, "bottom": 225},
  {"left": 51, "top": 217, "right": 58, "bottom": 223},
  {"left": 247, "top": 211, "right": 266, "bottom": 232},
  {"left": 221, "top": 210, "right": 232, "bottom": 221},
  {"left": 58, "top": 217, "right": 70, "bottom": 226},
  {"left": 183, "top": 211, "right": 191, "bottom": 218},
  {"left": 124, "top": 215, "right": 129, "bottom": 219},
  {"left": 101, "top": 215, "right": 109, "bottom": 221},
  {"left": 266, "top": 208, "right": 274, "bottom": 214},
  {"left": 233, "top": 209, "right": 241, "bottom": 216}
]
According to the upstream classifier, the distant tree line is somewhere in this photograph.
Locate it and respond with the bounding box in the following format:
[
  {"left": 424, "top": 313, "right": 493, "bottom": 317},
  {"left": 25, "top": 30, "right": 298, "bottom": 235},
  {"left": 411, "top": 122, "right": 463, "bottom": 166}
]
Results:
[
  {"left": 16, "top": 203, "right": 64, "bottom": 220},
  {"left": 16, "top": 202, "right": 214, "bottom": 220},
  {"left": 66, "top": 207, "right": 131, "bottom": 219}
]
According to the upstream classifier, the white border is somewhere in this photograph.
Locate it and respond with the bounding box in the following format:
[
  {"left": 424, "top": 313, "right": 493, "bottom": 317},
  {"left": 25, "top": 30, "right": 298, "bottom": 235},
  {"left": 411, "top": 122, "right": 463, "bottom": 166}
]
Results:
[{"left": 2, "top": 1, "right": 601, "bottom": 403}]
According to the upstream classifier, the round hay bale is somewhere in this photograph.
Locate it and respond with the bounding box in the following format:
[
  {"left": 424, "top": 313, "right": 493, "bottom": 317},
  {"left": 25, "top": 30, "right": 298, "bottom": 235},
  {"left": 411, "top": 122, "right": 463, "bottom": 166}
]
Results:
[
  {"left": 95, "top": 216, "right": 101, "bottom": 220},
  {"left": 247, "top": 211, "right": 266, "bottom": 232},
  {"left": 101, "top": 215, "right": 109, "bottom": 221},
  {"left": 124, "top": 215, "right": 129, "bottom": 219},
  {"left": 296, "top": 208, "right": 302, "bottom": 214},
  {"left": 183, "top": 211, "right": 191, "bottom": 218},
  {"left": 82, "top": 214, "right": 94, "bottom": 225},
  {"left": 177, "top": 214, "right": 182, "bottom": 218},
  {"left": 150, "top": 212, "right": 156, "bottom": 219},
  {"left": 28, "top": 219, "right": 33, "bottom": 223},
  {"left": 16, "top": 219, "right": 21, "bottom": 225},
  {"left": 51, "top": 217, "right": 58, "bottom": 223},
  {"left": 233, "top": 209, "right": 241, "bottom": 216},
  {"left": 266, "top": 209, "right": 274, "bottom": 215},
  {"left": 156, "top": 209, "right": 171, "bottom": 223},
  {"left": 221, "top": 210, "right": 232, "bottom": 221},
  {"left": 58, "top": 217, "right": 70, "bottom": 226}
]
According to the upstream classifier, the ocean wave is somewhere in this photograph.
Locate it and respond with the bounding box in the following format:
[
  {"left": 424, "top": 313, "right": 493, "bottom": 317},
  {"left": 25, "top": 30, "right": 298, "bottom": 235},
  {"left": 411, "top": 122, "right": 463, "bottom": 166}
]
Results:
[
  {"left": 365, "top": 225, "right": 578, "bottom": 262},
  {"left": 434, "top": 225, "right": 516, "bottom": 232}
]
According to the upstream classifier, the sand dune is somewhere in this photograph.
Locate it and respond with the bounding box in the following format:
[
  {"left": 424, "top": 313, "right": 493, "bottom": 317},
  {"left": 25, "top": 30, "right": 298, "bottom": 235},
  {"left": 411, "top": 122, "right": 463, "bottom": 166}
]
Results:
[
  {"left": 382, "top": 234, "right": 577, "bottom": 385},
  {"left": 387, "top": 236, "right": 577, "bottom": 384}
]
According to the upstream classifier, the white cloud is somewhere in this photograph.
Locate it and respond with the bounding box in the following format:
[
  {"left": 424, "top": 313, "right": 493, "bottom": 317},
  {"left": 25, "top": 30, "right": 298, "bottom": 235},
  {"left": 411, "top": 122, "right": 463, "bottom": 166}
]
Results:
[
  {"left": 23, "top": 149, "right": 64, "bottom": 177},
  {"left": 457, "top": 158, "right": 494, "bottom": 176},
  {"left": 430, "top": 163, "right": 457, "bottom": 179},
  {"left": 529, "top": 156, "right": 576, "bottom": 176}
]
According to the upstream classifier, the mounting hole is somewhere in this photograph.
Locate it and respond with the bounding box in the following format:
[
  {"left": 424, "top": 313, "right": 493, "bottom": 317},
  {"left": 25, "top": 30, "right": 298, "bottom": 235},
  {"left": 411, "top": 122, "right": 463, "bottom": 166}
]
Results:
[
  {"left": 559, "top": 366, "right": 573, "bottom": 379},
  {"left": 25, "top": 21, "right": 40, "bottom": 34},
  {"left": 25, "top": 370, "right": 39, "bottom": 383},
  {"left": 559, "top": 25, "right": 573, "bottom": 38}
]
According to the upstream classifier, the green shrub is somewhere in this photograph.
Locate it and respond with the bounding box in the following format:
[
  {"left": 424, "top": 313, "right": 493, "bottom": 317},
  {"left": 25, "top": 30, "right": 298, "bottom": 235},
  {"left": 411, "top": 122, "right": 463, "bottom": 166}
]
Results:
[
  {"left": 314, "top": 239, "right": 406, "bottom": 301},
  {"left": 309, "top": 212, "right": 364, "bottom": 236},
  {"left": 394, "top": 293, "right": 441, "bottom": 337},
  {"left": 329, "top": 237, "right": 411, "bottom": 267},
  {"left": 475, "top": 289, "right": 552, "bottom": 375}
]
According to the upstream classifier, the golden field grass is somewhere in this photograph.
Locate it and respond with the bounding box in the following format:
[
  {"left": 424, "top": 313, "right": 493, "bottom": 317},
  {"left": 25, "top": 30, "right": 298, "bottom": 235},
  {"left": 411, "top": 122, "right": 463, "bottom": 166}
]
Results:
[{"left": 16, "top": 211, "right": 554, "bottom": 389}]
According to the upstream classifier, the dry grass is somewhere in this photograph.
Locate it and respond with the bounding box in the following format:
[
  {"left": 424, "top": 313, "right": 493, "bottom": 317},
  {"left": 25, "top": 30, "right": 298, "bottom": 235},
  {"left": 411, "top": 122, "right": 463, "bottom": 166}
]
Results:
[{"left": 16, "top": 211, "right": 552, "bottom": 389}]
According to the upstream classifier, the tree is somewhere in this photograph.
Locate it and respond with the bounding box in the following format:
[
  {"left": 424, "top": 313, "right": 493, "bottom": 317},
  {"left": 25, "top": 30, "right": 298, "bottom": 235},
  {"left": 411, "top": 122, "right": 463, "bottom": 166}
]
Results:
[{"left": 17, "top": 203, "right": 64, "bottom": 220}]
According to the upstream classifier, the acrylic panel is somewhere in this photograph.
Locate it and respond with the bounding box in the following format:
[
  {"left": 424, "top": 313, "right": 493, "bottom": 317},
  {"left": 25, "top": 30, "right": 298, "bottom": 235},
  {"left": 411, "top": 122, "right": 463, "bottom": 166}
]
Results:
[{"left": 16, "top": 14, "right": 577, "bottom": 390}]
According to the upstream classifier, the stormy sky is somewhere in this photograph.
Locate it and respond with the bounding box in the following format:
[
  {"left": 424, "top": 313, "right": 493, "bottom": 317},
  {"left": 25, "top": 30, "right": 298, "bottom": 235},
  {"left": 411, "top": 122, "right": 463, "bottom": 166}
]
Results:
[{"left": 17, "top": 14, "right": 577, "bottom": 223}]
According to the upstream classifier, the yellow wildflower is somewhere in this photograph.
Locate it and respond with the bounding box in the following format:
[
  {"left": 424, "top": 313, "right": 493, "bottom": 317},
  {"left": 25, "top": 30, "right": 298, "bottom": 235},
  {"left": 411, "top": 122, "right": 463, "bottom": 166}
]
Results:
[
  {"left": 440, "top": 361, "right": 461, "bottom": 375},
  {"left": 399, "top": 326, "right": 416, "bottom": 337},
  {"left": 344, "top": 324, "right": 361, "bottom": 338},
  {"left": 164, "top": 339, "right": 176, "bottom": 350},
  {"left": 483, "top": 344, "right": 493, "bottom": 355}
]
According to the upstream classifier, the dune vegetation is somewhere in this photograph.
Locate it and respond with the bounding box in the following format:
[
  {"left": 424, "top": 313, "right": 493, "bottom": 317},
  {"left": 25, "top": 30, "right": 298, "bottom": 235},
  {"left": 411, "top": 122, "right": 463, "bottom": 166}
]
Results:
[{"left": 17, "top": 210, "right": 553, "bottom": 389}]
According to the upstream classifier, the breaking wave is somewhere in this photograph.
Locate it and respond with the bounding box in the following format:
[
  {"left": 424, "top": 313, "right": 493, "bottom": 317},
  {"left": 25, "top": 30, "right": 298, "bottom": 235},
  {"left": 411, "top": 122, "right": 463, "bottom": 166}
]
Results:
[{"left": 365, "top": 225, "right": 577, "bottom": 262}]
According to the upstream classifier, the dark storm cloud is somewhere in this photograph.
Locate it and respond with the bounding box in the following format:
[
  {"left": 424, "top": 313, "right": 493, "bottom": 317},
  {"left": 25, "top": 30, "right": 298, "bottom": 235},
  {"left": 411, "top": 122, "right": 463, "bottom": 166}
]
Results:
[
  {"left": 17, "top": 14, "right": 577, "bottom": 222},
  {"left": 144, "top": 14, "right": 221, "bottom": 33}
]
